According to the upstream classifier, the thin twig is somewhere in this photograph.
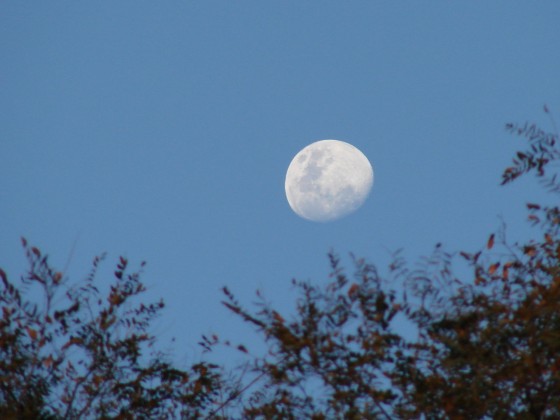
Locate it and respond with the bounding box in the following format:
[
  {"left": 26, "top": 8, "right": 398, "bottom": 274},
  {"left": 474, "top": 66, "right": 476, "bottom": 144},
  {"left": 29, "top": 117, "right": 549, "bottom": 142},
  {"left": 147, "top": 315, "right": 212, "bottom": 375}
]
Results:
[{"left": 205, "top": 368, "right": 268, "bottom": 419}]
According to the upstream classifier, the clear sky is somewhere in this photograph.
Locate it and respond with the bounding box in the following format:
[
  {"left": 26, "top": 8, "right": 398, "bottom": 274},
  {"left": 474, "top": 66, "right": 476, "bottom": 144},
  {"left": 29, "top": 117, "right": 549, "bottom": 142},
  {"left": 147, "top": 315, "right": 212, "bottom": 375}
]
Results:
[{"left": 1, "top": 2, "right": 559, "bottom": 366}]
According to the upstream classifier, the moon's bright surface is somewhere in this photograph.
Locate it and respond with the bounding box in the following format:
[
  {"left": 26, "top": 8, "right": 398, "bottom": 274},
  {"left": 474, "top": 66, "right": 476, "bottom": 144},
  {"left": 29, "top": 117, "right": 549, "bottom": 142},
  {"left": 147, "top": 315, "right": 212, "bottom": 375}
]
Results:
[{"left": 285, "top": 140, "right": 374, "bottom": 222}]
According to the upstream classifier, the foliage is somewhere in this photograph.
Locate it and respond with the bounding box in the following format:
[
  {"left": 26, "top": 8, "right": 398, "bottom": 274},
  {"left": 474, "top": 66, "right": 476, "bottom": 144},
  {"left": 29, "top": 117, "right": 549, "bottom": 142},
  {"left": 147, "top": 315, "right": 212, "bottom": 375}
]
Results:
[
  {"left": 502, "top": 106, "right": 560, "bottom": 192},
  {"left": 216, "top": 113, "right": 560, "bottom": 418},
  {"left": 0, "top": 245, "right": 220, "bottom": 419},
  {"left": 2, "top": 111, "right": 559, "bottom": 419}
]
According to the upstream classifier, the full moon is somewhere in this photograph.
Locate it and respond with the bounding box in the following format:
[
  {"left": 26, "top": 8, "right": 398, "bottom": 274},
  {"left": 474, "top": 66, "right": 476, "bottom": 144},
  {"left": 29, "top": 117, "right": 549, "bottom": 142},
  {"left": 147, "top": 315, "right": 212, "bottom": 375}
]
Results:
[{"left": 285, "top": 140, "right": 374, "bottom": 222}]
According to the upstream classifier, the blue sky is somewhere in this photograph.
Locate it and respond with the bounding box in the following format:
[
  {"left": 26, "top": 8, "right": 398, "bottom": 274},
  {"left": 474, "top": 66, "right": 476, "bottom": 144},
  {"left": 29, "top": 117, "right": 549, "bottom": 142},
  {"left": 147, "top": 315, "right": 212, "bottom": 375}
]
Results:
[{"left": 1, "top": 2, "right": 559, "bottom": 365}]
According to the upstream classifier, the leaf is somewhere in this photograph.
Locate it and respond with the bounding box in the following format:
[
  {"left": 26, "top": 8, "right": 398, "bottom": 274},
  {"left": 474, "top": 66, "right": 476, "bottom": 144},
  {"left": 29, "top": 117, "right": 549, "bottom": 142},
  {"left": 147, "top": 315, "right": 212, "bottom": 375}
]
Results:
[
  {"left": 502, "top": 266, "right": 509, "bottom": 280},
  {"left": 27, "top": 327, "right": 38, "bottom": 340},
  {"left": 108, "top": 292, "right": 124, "bottom": 306},
  {"left": 31, "top": 247, "right": 41, "bottom": 258},
  {"left": 473, "top": 251, "right": 481, "bottom": 263},
  {"left": 347, "top": 283, "right": 360, "bottom": 300},
  {"left": 487, "top": 234, "right": 495, "bottom": 250},
  {"left": 0, "top": 268, "right": 7, "bottom": 287},
  {"left": 272, "top": 311, "right": 285, "bottom": 324},
  {"left": 524, "top": 246, "right": 537, "bottom": 257},
  {"left": 488, "top": 263, "right": 500, "bottom": 275},
  {"left": 62, "top": 337, "right": 83, "bottom": 350},
  {"left": 43, "top": 355, "right": 54, "bottom": 368},
  {"left": 53, "top": 272, "right": 63, "bottom": 284},
  {"left": 528, "top": 215, "right": 540, "bottom": 223}
]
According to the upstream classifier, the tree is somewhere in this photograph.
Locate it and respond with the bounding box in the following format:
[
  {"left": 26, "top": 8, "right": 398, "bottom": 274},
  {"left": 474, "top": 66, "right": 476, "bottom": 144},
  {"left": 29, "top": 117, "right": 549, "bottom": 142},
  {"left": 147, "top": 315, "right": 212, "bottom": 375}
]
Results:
[
  {"left": 216, "top": 110, "right": 560, "bottom": 418},
  {"left": 3, "top": 111, "right": 559, "bottom": 419},
  {"left": 0, "top": 245, "right": 220, "bottom": 419}
]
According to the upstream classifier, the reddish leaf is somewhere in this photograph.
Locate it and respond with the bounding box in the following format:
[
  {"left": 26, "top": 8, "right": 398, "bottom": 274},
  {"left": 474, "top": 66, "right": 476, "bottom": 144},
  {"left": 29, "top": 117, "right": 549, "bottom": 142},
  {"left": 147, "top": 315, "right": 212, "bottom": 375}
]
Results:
[
  {"left": 108, "top": 293, "right": 124, "bottom": 306},
  {"left": 27, "top": 327, "right": 38, "bottom": 340},
  {"left": 43, "top": 355, "right": 54, "bottom": 368},
  {"left": 53, "top": 272, "right": 62, "bottom": 284},
  {"left": 347, "top": 283, "right": 360, "bottom": 300},
  {"left": 487, "top": 234, "right": 495, "bottom": 250},
  {"left": 62, "top": 337, "right": 83, "bottom": 350},
  {"left": 488, "top": 263, "right": 500, "bottom": 275},
  {"left": 524, "top": 246, "right": 537, "bottom": 257}
]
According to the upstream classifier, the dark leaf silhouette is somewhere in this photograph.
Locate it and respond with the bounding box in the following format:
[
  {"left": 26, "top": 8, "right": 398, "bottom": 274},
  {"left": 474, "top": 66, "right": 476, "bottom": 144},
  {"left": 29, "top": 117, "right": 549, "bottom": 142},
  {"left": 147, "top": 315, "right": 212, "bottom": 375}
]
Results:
[
  {"left": 213, "top": 112, "right": 560, "bottom": 418},
  {"left": 487, "top": 233, "right": 495, "bottom": 249},
  {"left": 3, "top": 111, "right": 560, "bottom": 419},
  {"left": 0, "top": 244, "right": 221, "bottom": 419}
]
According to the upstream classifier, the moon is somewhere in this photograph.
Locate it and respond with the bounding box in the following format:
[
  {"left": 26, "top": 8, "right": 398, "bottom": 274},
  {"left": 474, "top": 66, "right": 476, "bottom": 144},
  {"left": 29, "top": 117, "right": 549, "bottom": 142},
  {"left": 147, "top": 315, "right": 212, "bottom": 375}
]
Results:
[{"left": 285, "top": 140, "right": 374, "bottom": 222}]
